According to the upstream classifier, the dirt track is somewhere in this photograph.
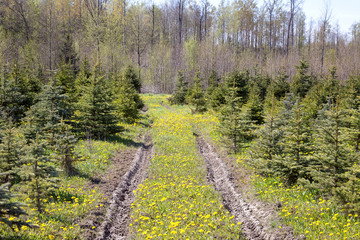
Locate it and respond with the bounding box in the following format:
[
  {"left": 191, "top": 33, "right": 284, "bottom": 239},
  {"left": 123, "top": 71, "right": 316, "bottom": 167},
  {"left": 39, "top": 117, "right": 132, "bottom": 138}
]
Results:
[
  {"left": 196, "top": 136, "right": 295, "bottom": 240},
  {"left": 95, "top": 135, "right": 153, "bottom": 240}
]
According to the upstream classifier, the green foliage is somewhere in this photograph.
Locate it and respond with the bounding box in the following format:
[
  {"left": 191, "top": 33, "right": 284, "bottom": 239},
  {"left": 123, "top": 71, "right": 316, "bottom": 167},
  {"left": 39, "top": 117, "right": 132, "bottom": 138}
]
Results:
[
  {"left": 273, "top": 71, "right": 290, "bottom": 100},
  {"left": 21, "top": 134, "right": 58, "bottom": 213},
  {"left": 208, "top": 83, "right": 227, "bottom": 110},
  {"left": 168, "top": 71, "right": 188, "bottom": 105},
  {"left": 310, "top": 98, "right": 359, "bottom": 196},
  {"left": 24, "top": 83, "right": 70, "bottom": 144},
  {"left": 74, "top": 57, "right": 92, "bottom": 101},
  {"left": 242, "top": 86, "right": 264, "bottom": 125},
  {"left": 219, "top": 86, "right": 254, "bottom": 154},
  {"left": 0, "top": 183, "right": 28, "bottom": 230},
  {"left": 186, "top": 70, "right": 206, "bottom": 113},
  {"left": 123, "top": 65, "right": 141, "bottom": 93},
  {"left": 291, "top": 61, "right": 314, "bottom": 98},
  {"left": 0, "top": 118, "right": 24, "bottom": 185},
  {"left": 323, "top": 66, "right": 341, "bottom": 99},
  {"left": 249, "top": 71, "right": 271, "bottom": 101},
  {"left": 114, "top": 73, "right": 143, "bottom": 124},
  {"left": 225, "top": 70, "right": 249, "bottom": 104},
  {"left": 206, "top": 69, "right": 220, "bottom": 97},
  {"left": 274, "top": 97, "right": 314, "bottom": 185},
  {"left": 0, "top": 64, "right": 40, "bottom": 123},
  {"left": 75, "top": 64, "right": 120, "bottom": 139},
  {"left": 53, "top": 119, "right": 77, "bottom": 175},
  {"left": 56, "top": 63, "right": 77, "bottom": 104},
  {"left": 249, "top": 95, "right": 285, "bottom": 175}
]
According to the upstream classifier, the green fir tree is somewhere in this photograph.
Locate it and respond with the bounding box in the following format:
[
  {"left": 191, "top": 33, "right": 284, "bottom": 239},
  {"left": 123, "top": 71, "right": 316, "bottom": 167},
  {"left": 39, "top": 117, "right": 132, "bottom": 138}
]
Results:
[
  {"left": 169, "top": 71, "right": 188, "bottom": 105},
  {"left": 123, "top": 65, "right": 141, "bottom": 93},
  {"left": 0, "top": 118, "right": 24, "bottom": 185},
  {"left": 114, "top": 71, "right": 144, "bottom": 123},
  {"left": 274, "top": 97, "right": 314, "bottom": 185},
  {"left": 21, "top": 134, "right": 58, "bottom": 214},
  {"left": 291, "top": 60, "right": 314, "bottom": 98},
  {"left": 311, "top": 97, "right": 359, "bottom": 196},
  {"left": 219, "top": 85, "right": 254, "bottom": 154},
  {"left": 186, "top": 70, "right": 206, "bottom": 113},
  {"left": 76, "top": 64, "right": 120, "bottom": 139},
  {"left": 249, "top": 95, "right": 285, "bottom": 175}
]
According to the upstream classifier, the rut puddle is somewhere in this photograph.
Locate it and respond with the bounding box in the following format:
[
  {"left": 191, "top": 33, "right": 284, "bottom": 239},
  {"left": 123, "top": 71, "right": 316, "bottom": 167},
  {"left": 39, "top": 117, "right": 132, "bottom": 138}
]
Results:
[
  {"left": 96, "top": 135, "right": 153, "bottom": 240},
  {"left": 196, "top": 136, "right": 295, "bottom": 240}
]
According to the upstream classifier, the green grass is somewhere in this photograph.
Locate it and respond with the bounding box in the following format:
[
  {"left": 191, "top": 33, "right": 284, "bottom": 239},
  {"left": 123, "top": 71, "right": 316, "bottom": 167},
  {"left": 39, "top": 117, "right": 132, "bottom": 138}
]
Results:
[{"left": 129, "top": 95, "right": 242, "bottom": 239}]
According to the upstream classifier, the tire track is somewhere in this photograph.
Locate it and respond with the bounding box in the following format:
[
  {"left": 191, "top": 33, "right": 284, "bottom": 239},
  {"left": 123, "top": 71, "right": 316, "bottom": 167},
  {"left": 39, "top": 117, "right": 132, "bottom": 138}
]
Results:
[
  {"left": 96, "top": 135, "right": 153, "bottom": 240},
  {"left": 196, "top": 136, "right": 295, "bottom": 240}
]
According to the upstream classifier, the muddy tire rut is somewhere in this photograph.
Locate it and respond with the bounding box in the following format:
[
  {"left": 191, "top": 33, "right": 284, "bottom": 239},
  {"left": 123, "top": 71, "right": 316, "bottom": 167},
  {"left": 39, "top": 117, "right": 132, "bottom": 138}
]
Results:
[
  {"left": 96, "top": 135, "right": 153, "bottom": 240},
  {"left": 196, "top": 136, "right": 295, "bottom": 240}
]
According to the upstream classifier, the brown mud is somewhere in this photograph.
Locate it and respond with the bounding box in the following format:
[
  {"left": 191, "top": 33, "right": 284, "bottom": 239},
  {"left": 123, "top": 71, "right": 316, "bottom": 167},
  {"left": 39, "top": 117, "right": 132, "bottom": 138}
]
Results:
[
  {"left": 196, "top": 136, "right": 295, "bottom": 240},
  {"left": 79, "top": 148, "right": 138, "bottom": 240},
  {"left": 95, "top": 135, "right": 153, "bottom": 240}
]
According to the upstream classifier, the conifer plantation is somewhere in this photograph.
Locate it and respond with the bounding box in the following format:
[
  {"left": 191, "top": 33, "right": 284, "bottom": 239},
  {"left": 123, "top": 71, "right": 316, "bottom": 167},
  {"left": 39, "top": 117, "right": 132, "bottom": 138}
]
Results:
[{"left": 1, "top": 0, "right": 360, "bottom": 239}]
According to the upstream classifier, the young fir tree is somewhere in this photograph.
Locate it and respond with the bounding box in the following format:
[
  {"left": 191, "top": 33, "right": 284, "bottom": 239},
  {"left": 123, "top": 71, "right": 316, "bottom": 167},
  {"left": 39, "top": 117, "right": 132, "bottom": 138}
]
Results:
[
  {"left": 123, "top": 65, "right": 141, "bottom": 93},
  {"left": 56, "top": 62, "right": 77, "bottom": 104},
  {"left": 0, "top": 118, "right": 24, "bottom": 185},
  {"left": 21, "top": 133, "right": 58, "bottom": 214},
  {"left": 24, "top": 82, "right": 70, "bottom": 145},
  {"left": 324, "top": 66, "right": 341, "bottom": 99},
  {"left": 344, "top": 96, "right": 360, "bottom": 152},
  {"left": 273, "top": 70, "right": 290, "bottom": 100},
  {"left": 53, "top": 119, "right": 77, "bottom": 175},
  {"left": 249, "top": 95, "right": 285, "bottom": 175},
  {"left": 186, "top": 70, "right": 207, "bottom": 113},
  {"left": 219, "top": 84, "right": 254, "bottom": 154},
  {"left": 206, "top": 69, "right": 220, "bottom": 97},
  {"left": 290, "top": 60, "right": 314, "bottom": 98},
  {"left": 242, "top": 85, "right": 264, "bottom": 125},
  {"left": 311, "top": 97, "right": 359, "bottom": 196},
  {"left": 208, "top": 83, "right": 227, "bottom": 110},
  {"left": 250, "top": 70, "right": 271, "bottom": 101},
  {"left": 302, "top": 67, "right": 341, "bottom": 120},
  {"left": 168, "top": 71, "right": 188, "bottom": 105},
  {"left": 114, "top": 70, "right": 144, "bottom": 124},
  {"left": 74, "top": 57, "right": 92, "bottom": 101},
  {"left": 76, "top": 64, "right": 120, "bottom": 139},
  {"left": 274, "top": 97, "right": 314, "bottom": 185},
  {"left": 225, "top": 70, "right": 249, "bottom": 104},
  {"left": 0, "top": 182, "right": 28, "bottom": 230},
  {"left": 0, "top": 64, "right": 37, "bottom": 123}
]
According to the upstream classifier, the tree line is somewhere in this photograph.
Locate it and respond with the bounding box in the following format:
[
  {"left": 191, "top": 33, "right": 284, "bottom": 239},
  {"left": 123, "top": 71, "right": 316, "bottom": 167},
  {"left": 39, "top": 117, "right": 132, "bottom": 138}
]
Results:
[
  {"left": 169, "top": 60, "right": 360, "bottom": 213},
  {"left": 0, "top": 0, "right": 360, "bottom": 93}
]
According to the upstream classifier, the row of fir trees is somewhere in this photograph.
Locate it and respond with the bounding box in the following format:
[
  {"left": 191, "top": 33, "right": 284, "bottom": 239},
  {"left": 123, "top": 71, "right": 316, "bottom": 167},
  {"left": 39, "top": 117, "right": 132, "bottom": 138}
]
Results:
[
  {"left": 170, "top": 61, "right": 360, "bottom": 213},
  {"left": 0, "top": 60, "right": 143, "bottom": 230}
]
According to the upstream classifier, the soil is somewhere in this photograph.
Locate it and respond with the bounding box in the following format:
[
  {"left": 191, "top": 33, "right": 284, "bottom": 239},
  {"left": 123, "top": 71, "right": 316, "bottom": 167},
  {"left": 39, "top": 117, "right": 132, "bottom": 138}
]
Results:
[
  {"left": 196, "top": 136, "right": 296, "bottom": 240},
  {"left": 79, "top": 148, "right": 138, "bottom": 240},
  {"left": 95, "top": 135, "right": 153, "bottom": 240}
]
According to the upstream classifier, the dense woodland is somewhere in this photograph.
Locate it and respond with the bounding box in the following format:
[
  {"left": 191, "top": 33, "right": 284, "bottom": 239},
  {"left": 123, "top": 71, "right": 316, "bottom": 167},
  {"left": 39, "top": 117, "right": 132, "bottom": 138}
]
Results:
[
  {"left": 0, "top": 0, "right": 360, "bottom": 92},
  {"left": 1, "top": 0, "right": 360, "bottom": 237}
]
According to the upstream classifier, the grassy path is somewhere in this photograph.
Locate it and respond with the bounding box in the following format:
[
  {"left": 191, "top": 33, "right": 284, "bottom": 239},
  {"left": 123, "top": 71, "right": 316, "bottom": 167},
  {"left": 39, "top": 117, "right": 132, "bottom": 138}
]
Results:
[{"left": 129, "top": 95, "right": 242, "bottom": 239}]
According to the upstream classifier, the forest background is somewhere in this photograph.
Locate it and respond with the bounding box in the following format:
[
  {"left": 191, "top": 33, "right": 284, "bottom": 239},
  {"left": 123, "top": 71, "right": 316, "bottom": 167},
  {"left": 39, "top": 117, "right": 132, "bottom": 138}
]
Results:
[{"left": 1, "top": 0, "right": 360, "bottom": 93}]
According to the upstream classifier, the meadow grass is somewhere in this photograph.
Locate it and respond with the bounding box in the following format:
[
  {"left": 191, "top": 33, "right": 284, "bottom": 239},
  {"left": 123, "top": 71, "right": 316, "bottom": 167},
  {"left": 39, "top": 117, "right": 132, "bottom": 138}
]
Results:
[{"left": 129, "top": 95, "right": 242, "bottom": 239}]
